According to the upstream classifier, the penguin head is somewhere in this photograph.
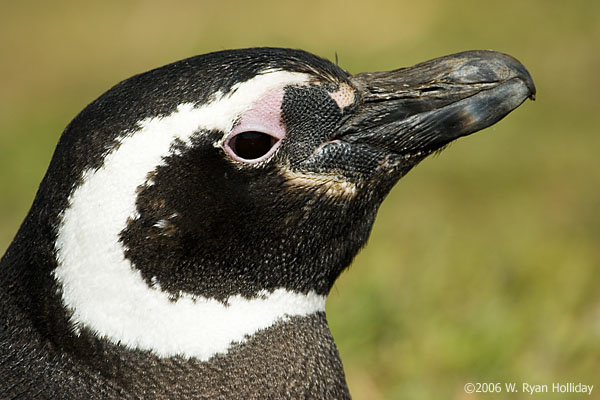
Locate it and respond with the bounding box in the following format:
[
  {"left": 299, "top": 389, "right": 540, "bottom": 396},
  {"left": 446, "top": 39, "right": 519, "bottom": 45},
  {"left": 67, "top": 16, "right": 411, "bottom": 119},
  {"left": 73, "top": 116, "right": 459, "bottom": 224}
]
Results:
[{"left": 14, "top": 48, "right": 534, "bottom": 359}]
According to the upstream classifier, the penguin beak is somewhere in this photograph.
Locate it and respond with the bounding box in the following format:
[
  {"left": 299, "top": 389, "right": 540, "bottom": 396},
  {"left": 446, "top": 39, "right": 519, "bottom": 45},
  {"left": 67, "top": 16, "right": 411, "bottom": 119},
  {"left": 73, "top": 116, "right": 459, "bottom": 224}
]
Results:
[{"left": 341, "top": 50, "right": 536, "bottom": 161}]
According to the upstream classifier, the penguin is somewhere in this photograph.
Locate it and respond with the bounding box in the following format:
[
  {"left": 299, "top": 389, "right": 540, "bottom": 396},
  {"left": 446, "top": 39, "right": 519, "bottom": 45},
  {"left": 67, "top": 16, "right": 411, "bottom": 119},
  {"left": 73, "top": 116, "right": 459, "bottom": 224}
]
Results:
[{"left": 0, "top": 47, "right": 535, "bottom": 399}]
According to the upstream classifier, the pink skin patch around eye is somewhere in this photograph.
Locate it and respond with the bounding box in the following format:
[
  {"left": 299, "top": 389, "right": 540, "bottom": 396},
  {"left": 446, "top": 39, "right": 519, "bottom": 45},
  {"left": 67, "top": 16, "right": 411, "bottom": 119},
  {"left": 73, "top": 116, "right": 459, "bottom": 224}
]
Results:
[{"left": 224, "top": 88, "right": 286, "bottom": 164}]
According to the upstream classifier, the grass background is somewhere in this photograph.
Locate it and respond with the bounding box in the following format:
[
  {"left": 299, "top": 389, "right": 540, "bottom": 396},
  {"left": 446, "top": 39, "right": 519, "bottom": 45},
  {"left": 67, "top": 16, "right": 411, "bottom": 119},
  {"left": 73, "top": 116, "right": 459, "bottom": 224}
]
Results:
[{"left": 1, "top": 1, "right": 598, "bottom": 398}]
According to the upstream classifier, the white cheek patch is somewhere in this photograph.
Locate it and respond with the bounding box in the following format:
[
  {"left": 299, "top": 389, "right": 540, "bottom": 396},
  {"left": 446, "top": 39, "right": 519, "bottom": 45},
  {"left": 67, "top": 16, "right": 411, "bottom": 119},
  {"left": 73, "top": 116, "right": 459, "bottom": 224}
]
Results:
[{"left": 53, "top": 70, "right": 328, "bottom": 360}]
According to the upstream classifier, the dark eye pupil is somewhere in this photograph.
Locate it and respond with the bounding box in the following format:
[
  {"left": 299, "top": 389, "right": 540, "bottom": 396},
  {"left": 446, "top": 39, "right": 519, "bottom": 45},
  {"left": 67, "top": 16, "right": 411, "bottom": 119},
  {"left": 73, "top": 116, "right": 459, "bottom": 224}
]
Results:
[{"left": 230, "top": 131, "right": 276, "bottom": 160}]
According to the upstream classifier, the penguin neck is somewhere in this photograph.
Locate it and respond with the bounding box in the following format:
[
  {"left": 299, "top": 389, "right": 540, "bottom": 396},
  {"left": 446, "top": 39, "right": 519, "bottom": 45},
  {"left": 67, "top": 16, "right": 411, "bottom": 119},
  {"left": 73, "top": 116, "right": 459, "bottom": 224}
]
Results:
[
  {"left": 68, "top": 312, "right": 350, "bottom": 399},
  {"left": 2, "top": 231, "right": 349, "bottom": 398},
  {"left": 53, "top": 249, "right": 328, "bottom": 360}
]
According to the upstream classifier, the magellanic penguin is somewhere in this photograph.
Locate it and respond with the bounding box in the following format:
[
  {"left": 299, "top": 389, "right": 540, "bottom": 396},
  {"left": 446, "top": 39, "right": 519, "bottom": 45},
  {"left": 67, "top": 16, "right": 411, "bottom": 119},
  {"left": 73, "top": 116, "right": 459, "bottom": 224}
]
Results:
[{"left": 0, "top": 48, "right": 535, "bottom": 399}]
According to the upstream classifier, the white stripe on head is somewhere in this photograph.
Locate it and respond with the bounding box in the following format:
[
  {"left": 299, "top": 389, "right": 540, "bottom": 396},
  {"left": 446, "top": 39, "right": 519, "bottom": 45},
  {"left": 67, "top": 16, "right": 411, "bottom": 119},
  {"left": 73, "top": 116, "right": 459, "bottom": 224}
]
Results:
[{"left": 53, "top": 70, "right": 327, "bottom": 360}]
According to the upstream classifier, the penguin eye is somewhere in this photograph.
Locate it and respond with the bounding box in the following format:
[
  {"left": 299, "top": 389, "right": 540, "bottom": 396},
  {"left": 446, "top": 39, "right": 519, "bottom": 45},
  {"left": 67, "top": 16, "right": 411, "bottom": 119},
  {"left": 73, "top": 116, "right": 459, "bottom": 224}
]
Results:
[
  {"left": 229, "top": 131, "right": 277, "bottom": 160},
  {"left": 225, "top": 131, "right": 281, "bottom": 163}
]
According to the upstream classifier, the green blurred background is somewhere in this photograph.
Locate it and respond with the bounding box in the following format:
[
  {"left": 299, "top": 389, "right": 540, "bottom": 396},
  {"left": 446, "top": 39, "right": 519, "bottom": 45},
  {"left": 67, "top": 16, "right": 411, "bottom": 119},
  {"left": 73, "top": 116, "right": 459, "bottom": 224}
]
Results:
[{"left": 1, "top": 1, "right": 598, "bottom": 398}]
